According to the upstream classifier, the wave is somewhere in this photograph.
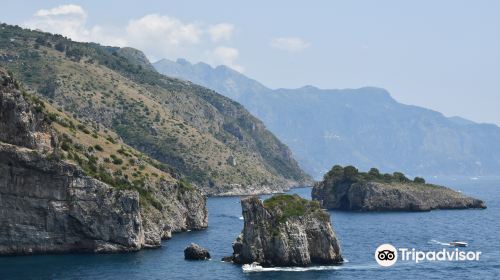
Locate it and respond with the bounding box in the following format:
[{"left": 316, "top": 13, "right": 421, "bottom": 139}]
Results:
[
  {"left": 216, "top": 214, "right": 243, "bottom": 220},
  {"left": 242, "top": 263, "right": 377, "bottom": 273},
  {"left": 428, "top": 239, "right": 450, "bottom": 246}
]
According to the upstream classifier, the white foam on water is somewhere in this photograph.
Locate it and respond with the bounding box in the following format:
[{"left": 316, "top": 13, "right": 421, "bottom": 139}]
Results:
[
  {"left": 429, "top": 239, "right": 450, "bottom": 246},
  {"left": 242, "top": 263, "right": 377, "bottom": 273}
]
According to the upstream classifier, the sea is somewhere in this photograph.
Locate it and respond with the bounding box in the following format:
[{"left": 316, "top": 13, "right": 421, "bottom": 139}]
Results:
[{"left": 0, "top": 177, "right": 499, "bottom": 279}]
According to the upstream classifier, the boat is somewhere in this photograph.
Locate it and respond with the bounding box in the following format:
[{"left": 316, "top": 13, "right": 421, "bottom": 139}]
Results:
[
  {"left": 242, "top": 262, "right": 264, "bottom": 272},
  {"left": 449, "top": 241, "right": 468, "bottom": 247}
]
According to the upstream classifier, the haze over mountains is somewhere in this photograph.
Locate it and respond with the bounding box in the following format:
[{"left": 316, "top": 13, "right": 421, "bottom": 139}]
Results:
[{"left": 154, "top": 58, "right": 500, "bottom": 179}]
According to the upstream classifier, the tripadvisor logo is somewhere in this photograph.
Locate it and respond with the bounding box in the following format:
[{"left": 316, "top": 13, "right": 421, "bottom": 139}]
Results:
[
  {"left": 375, "top": 243, "right": 482, "bottom": 267},
  {"left": 375, "top": 244, "right": 398, "bottom": 267}
]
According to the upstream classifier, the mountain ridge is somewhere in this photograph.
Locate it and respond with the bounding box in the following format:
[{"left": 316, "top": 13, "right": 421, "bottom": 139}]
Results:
[{"left": 154, "top": 58, "right": 500, "bottom": 178}]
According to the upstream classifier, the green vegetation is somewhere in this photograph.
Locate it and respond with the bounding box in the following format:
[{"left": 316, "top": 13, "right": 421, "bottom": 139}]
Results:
[
  {"left": 12, "top": 84, "right": 172, "bottom": 212},
  {"left": 110, "top": 154, "right": 123, "bottom": 165},
  {"left": 264, "top": 194, "right": 323, "bottom": 223},
  {"left": 178, "top": 178, "right": 195, "bottom": 191},
  {"left": 324, "top": 165, "right": 432, "bottom": 187},
  {"left": 414, "top": 177, "right": 426, "bottom": 184}
]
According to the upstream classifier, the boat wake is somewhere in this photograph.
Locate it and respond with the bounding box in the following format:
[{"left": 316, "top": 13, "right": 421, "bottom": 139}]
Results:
[
  {"left": 242, "top": 263, "right": 377, "bottom": 273},
  {"left": 216, "top": 214, "right": 244, "bottom": 220},
  {"left": 428, "top": 239, "right": 450, "bottom": 246}
]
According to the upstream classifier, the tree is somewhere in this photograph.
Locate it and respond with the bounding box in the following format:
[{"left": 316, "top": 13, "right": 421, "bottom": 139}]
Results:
[
  {"left": 368, "top": 167, "right": 380, "bottom": 177},
  {"left": 65, "top": 47, "right": 84, "bottom": 61},
  {"left": 414, "top": 177, "right": 426, "bottom": 184},
  {"left": 35, "top": 37, "right": 46, "bottom": 45},
  {"left": 324, "top": 165, "right": 344, "bottom": 181},
  {"left": 383, "top": 173, "right": 392, "bottom": 181},
  {"left": 344, "top": 165, "right": 359, "bottom": 181},
  {"left": 393, "top": 172, "right": 409, "bottom": 182},
  {"left": 54, "top": 42, "right": 65, "bottom": 52}
]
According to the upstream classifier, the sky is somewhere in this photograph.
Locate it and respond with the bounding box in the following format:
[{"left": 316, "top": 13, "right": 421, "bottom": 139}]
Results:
[{"left": 1, "top": 0, "right": 499, "bottom": 125}]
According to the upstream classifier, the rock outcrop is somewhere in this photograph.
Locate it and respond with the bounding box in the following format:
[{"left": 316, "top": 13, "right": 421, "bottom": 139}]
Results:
[
  {"left": 0, "top": 143, "right": 144, "bottom": 255},
  {"left": 0, "top": 68, "right": 207, "bottom": 255},
  {"left": 0, "top": 71, "right": 55, "bottom": 152},
  {"left": 229, "top": 195, "right": 343, "bottom": 267},
  {"left": 184, "top": 243, "right": 210, "bottom": 260},
  {"left": 312, "top": 165, "right": 486, "bottom": 211},
  {"left": 141, "top": 184, "right": 207, "bottom": 247}
]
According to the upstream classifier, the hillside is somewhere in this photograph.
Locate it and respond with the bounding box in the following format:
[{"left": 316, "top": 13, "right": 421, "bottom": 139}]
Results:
[
  {"left": 0, "top": 23, "right": 310, "bottom": 195},
  {"left": 154, "top": 58, "right": 500, "bottom": 178},
  {"left": 0, "top": 67, "right": 207, "bottom": 254}
]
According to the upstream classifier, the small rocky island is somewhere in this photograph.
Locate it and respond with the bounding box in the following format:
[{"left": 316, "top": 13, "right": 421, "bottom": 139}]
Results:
[
  {"left": 227, "top": 195, "right": 343, "bottom": 267},
  {"left": 312, "top": 165, "right": 486, "bottom": 211},
  {"left": 184, "top": 243, "right": 211, "bottom": 260}
]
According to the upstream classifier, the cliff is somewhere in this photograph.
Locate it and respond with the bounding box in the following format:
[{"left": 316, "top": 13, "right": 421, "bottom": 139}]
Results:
[
  {"left": 312, "top": 165, "right": 486, "bottom": 211},
  {"left": 0, "top": 68, "right": 207, "bottom": 255},
  {"left": 229, "top": 195, "right": 343, "bottom": 267},
  {"left": 0, "top": 143, "right": 144, "bottom": 254}
]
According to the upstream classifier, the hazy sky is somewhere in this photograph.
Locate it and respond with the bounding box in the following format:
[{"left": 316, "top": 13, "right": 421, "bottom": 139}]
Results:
[{"left": 1, "top": 0, "right": 499, "bottom": 125}]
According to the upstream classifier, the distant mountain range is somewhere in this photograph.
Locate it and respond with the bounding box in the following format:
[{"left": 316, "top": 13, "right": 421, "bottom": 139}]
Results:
[{"left": 154, "top": 58, "right": 500, "bottom": 178}]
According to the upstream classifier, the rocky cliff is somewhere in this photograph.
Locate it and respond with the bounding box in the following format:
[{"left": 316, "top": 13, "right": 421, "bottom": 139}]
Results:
[
  {"left": 0, "top": 68, "right": 207, "bottom": 255},
  {"left": 0, "top": 143, "right": 144, "bottom": 255},
  {"left": 312, "top": 165, "right": 486, "bottom": 211},
  {"left": 0, "top": 72, "right": 55, "bottom": 152},
  {"left": 140, "top": 182, "right": 207, "bottom": 246},
  {"left": 229, "top": 195, "right": 343, "bottom": 267}
]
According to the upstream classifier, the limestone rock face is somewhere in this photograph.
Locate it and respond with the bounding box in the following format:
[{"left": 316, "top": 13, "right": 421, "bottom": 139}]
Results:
[
  {"left": 230, "top": 195, "right": 343, "bottom": 267},
  {"left": 140, "top": 184, "right": 208, "bottom": 247},
  {"left": 184, "top": 243, "right": 210, "bottom": 260},
  {"left": 0, "top": 143, "right": 144, "bottom": 255},
  {"left": 0, "top": 71, "right": 55, "bottom": 152},
  {"left": 312, "top": 166, "right": 486, "bottom": 211}
]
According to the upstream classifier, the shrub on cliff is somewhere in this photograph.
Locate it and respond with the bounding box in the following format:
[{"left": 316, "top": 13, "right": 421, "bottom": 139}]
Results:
[
  {"left": 264, "top": 194, "right": 323, "bottom": 223},
  {"left": 414, "top": 177, "right": 426, "bottom": 184},
  {"left": 323, "top": 165, "right": 426, "bottom": 186}
]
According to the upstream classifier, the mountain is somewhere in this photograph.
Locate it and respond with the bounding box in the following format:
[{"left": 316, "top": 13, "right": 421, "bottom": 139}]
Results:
[
  {"left": 154, "top": 58, "right": 500, "bottom": 178},
  {"left": 0, "top": 23, "right": 310, "bottom": 195},
  {"left": 0, "top": 66, "right": 207, "bottom": 254}
]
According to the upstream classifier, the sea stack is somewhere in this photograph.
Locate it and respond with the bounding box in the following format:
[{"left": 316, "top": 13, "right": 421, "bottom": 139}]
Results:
[
  {"left": 229, "top": 195, "right": 343, "bottom": 267},
  {"left": 312, "top": 165, "right": 486, "bottom": 211},
  {"left": 184, "top": 243, "right": 211, "bottom": 260}
]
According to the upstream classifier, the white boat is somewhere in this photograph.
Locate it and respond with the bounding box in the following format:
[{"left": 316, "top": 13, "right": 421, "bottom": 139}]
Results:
[
  {"left": 449, "top": 241, "right": 468, "bottom": 247},
  {"left": 242, "top": 262, "right": 264, "bottom": 272}
]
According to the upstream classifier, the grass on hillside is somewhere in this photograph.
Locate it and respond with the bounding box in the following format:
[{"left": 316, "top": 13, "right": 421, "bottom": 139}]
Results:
[
  {"left": 0, "top": 22, "right": 309, "bottom": 189},
  {"left": 19, "top": 86, "right": 181, "bottom": 210},
  {"left": 264, "top": 194, "right": 325, "bottom": 224}
]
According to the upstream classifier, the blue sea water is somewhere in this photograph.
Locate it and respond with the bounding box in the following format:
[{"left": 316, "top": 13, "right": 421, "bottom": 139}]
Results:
[{"left": 0, "top": 177, "right": 499, "bottom": 279}]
